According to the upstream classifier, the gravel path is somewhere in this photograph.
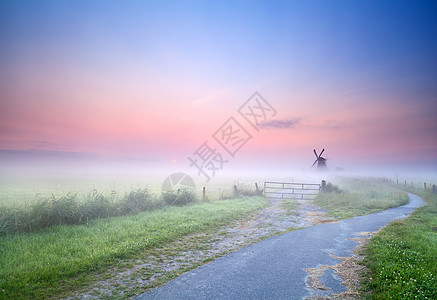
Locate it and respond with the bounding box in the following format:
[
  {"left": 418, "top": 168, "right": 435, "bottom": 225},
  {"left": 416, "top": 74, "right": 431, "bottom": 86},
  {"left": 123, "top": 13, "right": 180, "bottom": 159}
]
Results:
[
  {"left": 70, "top": 198, "right": 330, "bottom": 299},
  {"left": 135, "top": 193, "right": 425, "bottom": 300}
]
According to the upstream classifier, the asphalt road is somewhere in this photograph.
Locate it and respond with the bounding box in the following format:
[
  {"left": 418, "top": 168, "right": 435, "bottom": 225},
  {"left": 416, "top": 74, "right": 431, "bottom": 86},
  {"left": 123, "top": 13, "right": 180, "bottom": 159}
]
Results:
[{"left": 135, "top": 193, "right": 425, "bottom": 300}]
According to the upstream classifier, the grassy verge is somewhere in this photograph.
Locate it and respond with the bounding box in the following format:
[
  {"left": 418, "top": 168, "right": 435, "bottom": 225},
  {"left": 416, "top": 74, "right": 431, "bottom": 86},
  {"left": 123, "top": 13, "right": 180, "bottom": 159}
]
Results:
[
  {"left": 0, "top": 196, "right": 268, "bottom": 299},
  {"left": 314, "top": 178, "right": 409, "bottom": 219},
  {"left": 361, "top": 187, "right": 437, "bottom": 299},
  {"left": 0, "top": 188, "right": 199, "bottom": 236}
]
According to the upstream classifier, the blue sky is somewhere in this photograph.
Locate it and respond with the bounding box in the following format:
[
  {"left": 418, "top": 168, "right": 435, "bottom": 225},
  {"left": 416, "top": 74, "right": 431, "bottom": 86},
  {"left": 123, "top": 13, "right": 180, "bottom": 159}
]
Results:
[{"left": 1, "top": 0, "right": 437, "bottom": 175}]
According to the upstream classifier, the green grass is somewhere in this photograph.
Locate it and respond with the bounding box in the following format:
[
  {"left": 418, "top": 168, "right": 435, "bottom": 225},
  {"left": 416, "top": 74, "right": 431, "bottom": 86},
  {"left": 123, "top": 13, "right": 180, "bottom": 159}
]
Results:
[
  {"left": 361, "top": 187, "right": 437, "bottom": 299},
  {"left": 0, "top": 187, "right": 201, "bottom": 236},
  {"left": 1, "top": 181, "right": 262, "bottom": 236},
  {"left": 0, "top": 196, "right": 268, "bottom": 299},
  {"left": 314, "top": 178, "right": 409, "bottom": 219},
  {"left": 314, "top": 177, "right": 436, "bottom": 298}
]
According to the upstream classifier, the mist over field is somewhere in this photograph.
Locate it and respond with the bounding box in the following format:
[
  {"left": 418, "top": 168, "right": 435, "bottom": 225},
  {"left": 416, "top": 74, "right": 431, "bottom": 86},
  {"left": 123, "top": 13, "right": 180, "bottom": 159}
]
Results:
[
  {"left": 1, "top": 1, "right": 436, "bottom": 203},
  {"left": 1, "top": 148, "right": 435, "bottom": 208}
]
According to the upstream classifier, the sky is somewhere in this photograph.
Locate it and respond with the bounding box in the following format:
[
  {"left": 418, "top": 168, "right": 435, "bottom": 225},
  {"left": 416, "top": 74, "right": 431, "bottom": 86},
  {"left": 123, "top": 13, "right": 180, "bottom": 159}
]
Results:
[{"left": 1, "top": 0, "right": 437, "bottom": 182}]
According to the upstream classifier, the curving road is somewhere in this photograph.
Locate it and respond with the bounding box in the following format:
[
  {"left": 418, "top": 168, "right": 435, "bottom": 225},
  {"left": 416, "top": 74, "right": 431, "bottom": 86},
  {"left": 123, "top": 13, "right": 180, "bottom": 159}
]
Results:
[{"left": 135, "top": 193, "right": 425, "bottom": 299}]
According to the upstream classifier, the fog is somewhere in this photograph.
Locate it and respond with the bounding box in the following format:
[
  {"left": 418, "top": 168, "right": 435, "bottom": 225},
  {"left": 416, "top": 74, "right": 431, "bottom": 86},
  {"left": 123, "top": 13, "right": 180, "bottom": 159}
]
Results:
[{"left": 1, "top": 149, "right": 436, "bottom": 206}]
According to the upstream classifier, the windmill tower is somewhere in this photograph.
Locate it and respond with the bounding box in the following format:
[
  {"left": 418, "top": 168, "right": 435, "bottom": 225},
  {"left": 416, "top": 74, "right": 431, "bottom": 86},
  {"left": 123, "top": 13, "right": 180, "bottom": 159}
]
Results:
[{"left": 312, "top": 148, "right": 327, "bottom": 170}]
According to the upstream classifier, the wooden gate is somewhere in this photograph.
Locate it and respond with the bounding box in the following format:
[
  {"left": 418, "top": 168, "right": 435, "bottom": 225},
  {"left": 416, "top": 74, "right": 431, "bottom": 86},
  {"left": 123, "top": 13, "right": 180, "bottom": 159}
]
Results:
[{"left": 263, "top": 181, "right": 321, "bottom": 200}]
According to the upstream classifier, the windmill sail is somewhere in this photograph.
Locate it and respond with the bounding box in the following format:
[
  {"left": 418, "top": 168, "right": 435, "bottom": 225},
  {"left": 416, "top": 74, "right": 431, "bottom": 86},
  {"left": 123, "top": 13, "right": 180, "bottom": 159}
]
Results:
[{"left": 312, "top": 148, "right": 327, "bottom": 169}]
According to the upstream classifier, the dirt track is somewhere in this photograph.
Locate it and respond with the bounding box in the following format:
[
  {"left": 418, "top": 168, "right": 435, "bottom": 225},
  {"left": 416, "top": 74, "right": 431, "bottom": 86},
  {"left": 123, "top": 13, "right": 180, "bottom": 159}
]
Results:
[
  {"left": 135, "top": 193, "right": 424, "bottom": 300},
  {"left": 70, "top": 198, "right": 333, "bottom": 299}
]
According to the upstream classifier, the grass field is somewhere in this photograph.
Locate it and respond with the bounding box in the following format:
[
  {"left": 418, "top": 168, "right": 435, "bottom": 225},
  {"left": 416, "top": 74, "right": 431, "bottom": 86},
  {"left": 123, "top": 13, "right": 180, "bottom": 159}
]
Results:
[
  {"left": 361, "top": 185, "right": 437, "bottom": 299},
  {"left": 313, "top": 176, "right": 436, "bottom": 298},
  {"left": 1, "top": 174, "right": 434, "bottom": 299},
  {"left": 0, "top": 196, "right": 268, "bottom": 299},
  {"left": 0, "top": 174, "right": 165, "bottom": 208}
]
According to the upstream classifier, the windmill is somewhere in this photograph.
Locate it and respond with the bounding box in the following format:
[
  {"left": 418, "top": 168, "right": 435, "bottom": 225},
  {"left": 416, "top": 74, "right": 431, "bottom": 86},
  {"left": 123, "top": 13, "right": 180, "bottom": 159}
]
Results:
[{"left": 312, "top": 148, "right": 327, "bottom": 169}]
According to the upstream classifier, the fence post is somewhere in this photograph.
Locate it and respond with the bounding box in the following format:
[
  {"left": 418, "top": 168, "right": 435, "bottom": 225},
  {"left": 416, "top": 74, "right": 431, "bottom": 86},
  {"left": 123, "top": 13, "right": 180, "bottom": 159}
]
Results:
[
  {"left": 424, "top": 182, "right": 427, "bottom": 190},
  {"left": 321, "top": 180, "right": 326, "bottom": 191},
  {"left": 233, "top": 185, "right": 238, "bottom": 196},
  {"left": 264, "top": 182, "right": 266, "bottom": 197},
  {"left": 202, "top": 187, "right": 206, "bottom": 200}
]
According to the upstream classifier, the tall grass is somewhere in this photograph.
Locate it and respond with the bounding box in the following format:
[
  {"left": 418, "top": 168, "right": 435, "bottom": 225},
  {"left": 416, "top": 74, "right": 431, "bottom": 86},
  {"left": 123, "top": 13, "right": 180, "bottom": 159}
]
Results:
[
  {"left": 314, "top": 178, "right": 409, "bottom": 219},
  {"left": 214, "top": 183, "right": 262, "bottom": 200},
  {"left": 162, "top": 188, "right": 197, "bottom": 206},
  {"left": 0, "top": 196, "right": 268, "bottom": 299},
  {"left": 0, "top": 181, "right": 264, "bottom": 236},
  {"left": 0, "top": 187, "right": 194, "bottom": 236}
]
